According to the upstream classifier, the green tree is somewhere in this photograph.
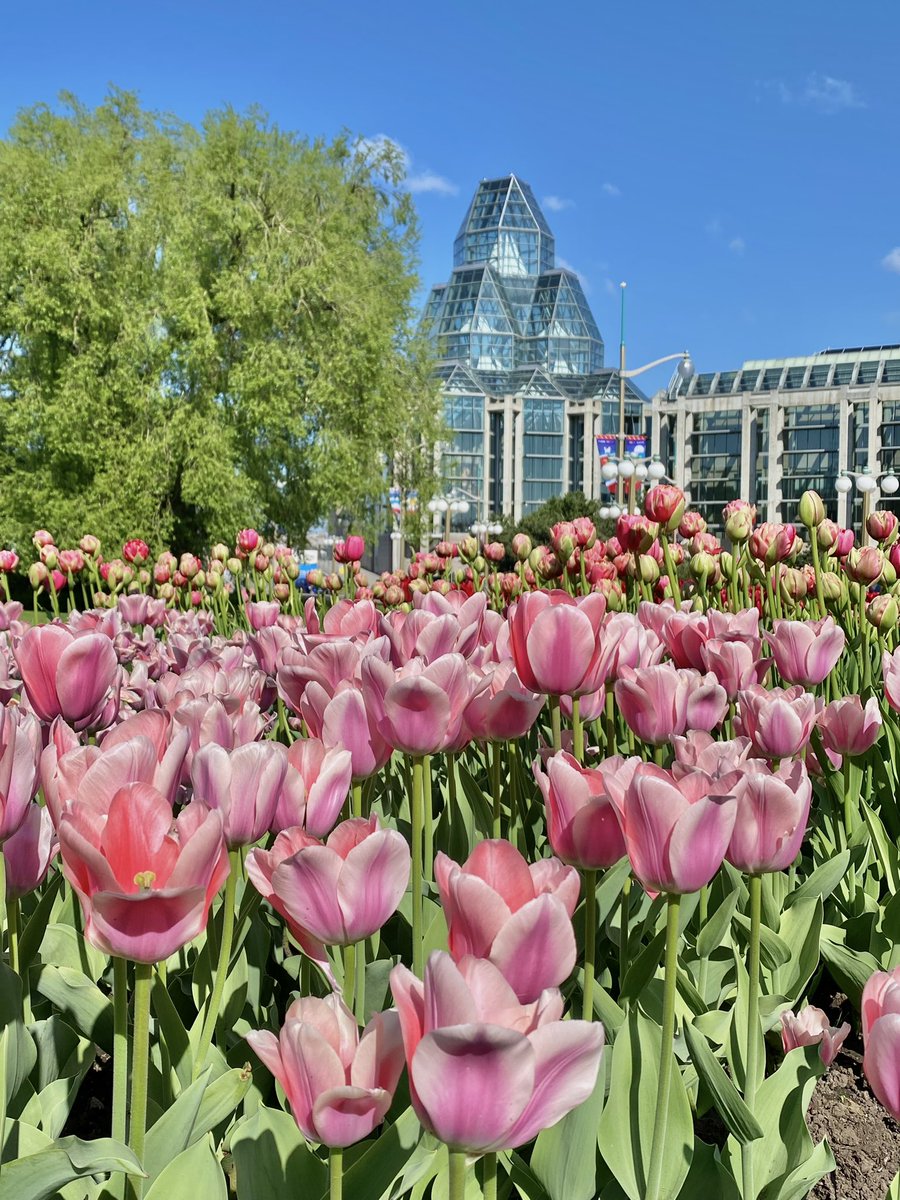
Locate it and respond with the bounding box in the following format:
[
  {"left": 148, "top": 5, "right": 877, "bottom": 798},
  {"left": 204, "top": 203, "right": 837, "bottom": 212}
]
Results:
[
  {"left": 0, "top": 90, "right": 440, "bottom": 554},
  {"left": 499, "top": 491, "right": 607, "bottom": 552}
]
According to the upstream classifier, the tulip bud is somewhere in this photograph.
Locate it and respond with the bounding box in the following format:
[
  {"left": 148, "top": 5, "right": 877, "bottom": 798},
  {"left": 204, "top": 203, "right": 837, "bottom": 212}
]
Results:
[
  {"left": 690, "top": 551, "right": 715, "bottom": 580},
  {"left": 644, "top": 485, "right": 685, "bottom": 532},
  {"left": 719, "top": 551, "right": 736, "bottom": 581},
  {"left": 32, "top": 529, "right": 54, "bottom": 550},
  {"left": 274, "top": 582, "right": 290, "bottom": 601},
  {"left": 385, "top": 584, "right": 403, "bottom": 605},
  {"left": 779, "top": 566, "right": 808, "bottom": 603},
  {"left": 725, "top": 509, "right": 753, "bottom": 543},
  {"left": 237, "top": 528, "right": 260, "bottom": 554},
  {"left": 79, "top": 534, "right": 101, "bottom": 557},
  {"left": 262, "top": 542, "right": 276, "bottom": 559},
  {"left": 472, "top": 555, "right": 486, "bottom": 574},
  {"left": 884, "top": 561, "right": 898, "bottom": 587},
  {"left": 325, "top": 573, "right": 341, "bottom": 591},
  {"left": 868, "top": 592, "right": 899, "bottom": 631},
  {"left": 27, "top": 562, "right": 49, "bottom": 589},
  {"left": 798, "top": 490, "right": 826, "bottom": 529},
  {"left": 512, "top": 532, "right": 532, "bottom": 562},
  {"left": 845, "top": 546, "right": 884, "bottom": 585},
  {"left": 39, "top": 545, "right": 58, "bottom": 570},
  {"left": 572, "top": 517, "right": 597, "bottom": 549},
  {"left": 457, "top": 536, "right": 478, "bottom": 561},
  {"left": 192, "top": 569, "right": 206, "bottom": 589},
  {"left": 484, "top": 541, "right": 505, "bottom": 563},
  {"left": 820, "top": 570, "right": 845, "bottom": 603},
  {"left": 210, "top": 543, "right": 229, "bottom": 563},
  {"left": 226, "top": 557, "right": 243, "bottom": 575},
  {"left": 254, "top": 553, "right": 270, "bottom": 573},
  {"left": 123, "top": 539, "right": 150, "bottom": 566},
  {"left": 637, "top": 553, "right": 659, "bottom": 584},
  {"left": 868, "top": 510, "right": 899, "bottom": 545},
  {"left": 679, "top": 511, "right": 707, "bottom": 538}
]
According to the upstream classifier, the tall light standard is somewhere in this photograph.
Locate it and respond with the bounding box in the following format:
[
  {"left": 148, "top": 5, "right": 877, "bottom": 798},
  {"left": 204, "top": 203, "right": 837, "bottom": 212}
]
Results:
[
  {"left": 427, "top": 495, "right": 471, "bottom": 542},
  {"left": 836, "top": 467, "right": 899, "bottom": 543},
  {"left": 616, "top": 281, "right": 694, "bottom": 505}
]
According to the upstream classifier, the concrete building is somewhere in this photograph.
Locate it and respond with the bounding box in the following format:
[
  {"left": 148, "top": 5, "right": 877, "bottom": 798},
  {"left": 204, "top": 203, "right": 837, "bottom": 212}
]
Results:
[
  {"left": 653, "top": 345, "right": 900, "bottom": 533},
  {"left": 422, "top": 175, "right": 647, "bottom": 530}
]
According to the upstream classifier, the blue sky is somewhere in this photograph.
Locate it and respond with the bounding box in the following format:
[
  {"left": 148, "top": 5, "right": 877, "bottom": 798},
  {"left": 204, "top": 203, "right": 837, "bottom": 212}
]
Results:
[{"left": 4, "top": 0, "right": 900, "bottom": 394}]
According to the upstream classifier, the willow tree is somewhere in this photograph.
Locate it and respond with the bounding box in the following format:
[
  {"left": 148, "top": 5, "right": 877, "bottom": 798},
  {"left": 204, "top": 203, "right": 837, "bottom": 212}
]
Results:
[{"left": 0, "top": 89, "right": 440, "bottom": 552}]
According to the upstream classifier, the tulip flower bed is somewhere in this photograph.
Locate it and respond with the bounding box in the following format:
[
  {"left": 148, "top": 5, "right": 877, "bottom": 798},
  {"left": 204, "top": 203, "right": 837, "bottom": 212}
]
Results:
[{"left": 3, "top": 491, "right": 900, "bottom": 1200}]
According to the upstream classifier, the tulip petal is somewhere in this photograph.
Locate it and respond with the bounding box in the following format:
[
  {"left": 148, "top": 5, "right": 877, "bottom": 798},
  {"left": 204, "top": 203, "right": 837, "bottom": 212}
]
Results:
[
  {"left": 271, "top": 847, "right": 346, "bottom": 944},
  {"left": 864, "top": 1013, "right": 900, "bottom": 1122},
  {"left": 464, "top": 840, "right": 535, "bottom": 911},
  {"left": 382, "top": 677, "right": 451, "bottom": 755},
  {"left": 338, "top": 828, "right": 410, "bottom": 942},
  {"left": 488, "top": 895, "right": 577, "bottom": 1001},
  {"left": 312, "top": 1086, "right": 393, "bottom": 1147},
  {"left": 56, "top": 635, "right": 118, "bottom": 726},
  {"left": 88, "top": 886, "right": 208, "bottom": 963},
  {"left": 668, "top": 794, "right": 736, "bottom": 893},
  {"left": 524, "top": 607, "right": 595, "bottom": 696},
  {"left": 504, "top": 1021, "right": 605, "bottom": 1148},
  {"left": 410, "top": 1026, "right": 534, "bottom": 1153},
  {"left": 445, "top": 872, "right": 511, "bottom": 960}
]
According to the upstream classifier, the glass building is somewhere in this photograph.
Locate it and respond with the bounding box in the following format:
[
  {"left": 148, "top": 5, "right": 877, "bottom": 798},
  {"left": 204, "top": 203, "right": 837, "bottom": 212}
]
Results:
[
  {"left": 654, "top": 346, "right": 900, "bottom": 533},
  {"left": 423, "top": 176, "right": 646, "bottom": 527}
]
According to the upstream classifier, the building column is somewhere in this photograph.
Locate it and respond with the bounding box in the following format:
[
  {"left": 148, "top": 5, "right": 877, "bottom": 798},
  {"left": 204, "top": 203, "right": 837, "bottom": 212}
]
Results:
[
  {"left": 674, "top": 405, "right": 688, "bottom": 491},
  {"left": 837, "top": 393, "right": 850, "bottom": 527},
  {"left": 502, "top": 395, "right": 515, "bottom": 517},
  {"left": 583, "top": 403, "right": 596, "bottom": 498},
  {"left": 513, "top": 406, "right": 525, "bottom": 523},
  {"left": 767, "top": 402, "right": 784, "bottom": 523},
  {"left": 740, "top": 402, "right": 753, "bottom": 500}
]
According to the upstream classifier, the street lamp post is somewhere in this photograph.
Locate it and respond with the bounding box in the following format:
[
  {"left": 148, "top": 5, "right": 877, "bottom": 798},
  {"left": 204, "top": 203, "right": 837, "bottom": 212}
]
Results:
[
  {"left": 615, "top": 282, "right": 694, "bottom": 506},
  {"left": 836, "top": 467, "right": 899, "bottom": 543},
  {"left": 600, "top": 455, "right": 668, "bottom": 520},
  {"left": 427, "top": 495, "right": 471, "bottom": 542}
]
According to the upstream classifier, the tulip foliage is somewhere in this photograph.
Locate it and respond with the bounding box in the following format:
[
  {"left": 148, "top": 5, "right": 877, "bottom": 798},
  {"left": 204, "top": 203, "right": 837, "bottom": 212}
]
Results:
[{"left": 4, "top": 493, "right": 900, "bottom": 1199}]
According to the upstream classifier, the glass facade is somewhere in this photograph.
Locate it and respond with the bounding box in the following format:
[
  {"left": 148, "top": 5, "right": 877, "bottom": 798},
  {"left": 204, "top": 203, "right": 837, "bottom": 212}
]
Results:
[
  {"left": 781, "top": 404, "right": 839, "bottom": 524},
  {"left": 441, "top": 389, "right": 484, "bottom": 503},
  {"left": 689, "top": 411, "right": 742, "bottom": 530},
  {"left": 523, "top": 397, "right": 564, "bottom": 511}
]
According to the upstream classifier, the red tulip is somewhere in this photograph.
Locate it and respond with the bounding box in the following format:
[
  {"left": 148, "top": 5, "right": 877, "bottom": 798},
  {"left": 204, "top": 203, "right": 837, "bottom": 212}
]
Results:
[
  {"left": 247, "top": 995, "right": 405, "bottom": 1148},
  {"left": 58, "top": 783, "right": 229, "bottom": 963},
  {"left": 390, "top": 952, "right": 604, "bottom": 1154},
  {"left": 434, "top": 840, "right": 579, "bottom": 1002},
  {"left": 122, "top": 539, "right": 150, "bottom": 566}
]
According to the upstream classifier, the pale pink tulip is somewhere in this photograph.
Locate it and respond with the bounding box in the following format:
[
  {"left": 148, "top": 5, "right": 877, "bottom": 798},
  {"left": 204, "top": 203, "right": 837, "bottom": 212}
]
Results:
[
  {"left": 701, "top": 637, "right": 769, "bottom": 700},
  {"left": 464, "top": 661, "right": 545, "bottom": 742},
  {"left": 533, "top": 752, "right": 627, "bottom": 871},
  {"left": 360, "top": 653, "right": 486, "bottom": 756},
  {"left": 618, "top": 763, "right": 738, "bottom": 894},
  {"left": 262, "top": 814, "right": 409, "bottom": 946},
  {"left": 765, "top": 617, "right": 845, "bottom": 686},
  {"left": 863, "top": 968, "right": 900, "bottom": 1122},
  {"left": 4, "top": 801, "right": 57, "bottom": 899},
  {"left": 0, "top": 706, "right": 41, "bottom": 841},
  {"left": 245, "top": 827, "right": 332, "bottom": 972},
  {"left": 58, "top": 782, "right": 229, "bottom": 963},
  {"left": 672, "top": 732, "right": 752, "bottom": 779},
  {"left": 726, "top": 759, "right": 811, "bottom": 874},
  {"left": 191, "top": 741, "right": 288, "bottom": 848},
  {"left": 884, "top": 648, "right": 900, "bottom": 713},
  {"left": 301, "top": 683, "right": 391, "bottom": 781},
  {"left": 434, "top": 840, "right": 578, "bottom": 1001},
  {"left": 247, "top": 994, "right": 404, "bottom": 1148},
  {"left": 390, "top": 952, "right": 604, "bottom": 1153},
  {"left": 614, "top": 663, "right": 727, "bottom": 745},
  {"left": 15, "top": 625, "right": 118, "bottom": 730},
  {"left": 737, "top": 685, "right": 819, "bottom": 759},
  {"left": 271, "top": 737, "right": 352, "bottom": 836},
  {"left": 818, "top": 695, "right": 882, "bottom": 757},
  {"left": 507, "top": 591, "right": 607, "bottom": 696},
  {"left": 780, "top": 1006, "right": 849, "bottom": 1067}
]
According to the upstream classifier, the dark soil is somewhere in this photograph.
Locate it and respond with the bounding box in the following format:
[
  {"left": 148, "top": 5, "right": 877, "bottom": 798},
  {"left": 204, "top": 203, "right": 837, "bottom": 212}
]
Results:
[{"left": 61, "top": 1050, "right": 112, "bottom": 1142}]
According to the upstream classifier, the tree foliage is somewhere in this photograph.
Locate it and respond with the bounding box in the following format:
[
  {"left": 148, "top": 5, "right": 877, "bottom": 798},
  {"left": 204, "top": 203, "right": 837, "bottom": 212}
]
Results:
[
  {"left": 499, "top": 491, "right": 605, "bottom": 550},
  {"left": 0, "top": 90, "right": 441, "bottom": 552}
]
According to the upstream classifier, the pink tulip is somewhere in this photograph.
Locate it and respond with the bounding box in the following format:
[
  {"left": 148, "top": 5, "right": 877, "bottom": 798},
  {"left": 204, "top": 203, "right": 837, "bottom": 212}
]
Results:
[
  {"left": 533, "top": 752, "right": 628, "bottom": 871},
  {"left": 464, "top": 661, "right": 545, "bottom": 742},
  {"left": 271, "top": 737, "right": 352, "bottom": 837},
  {"left": 737, "top": 685, "right": 819, "bottom": 759},
  {"left": 618, "top": 763, "right": 738, "bottom": 895},
  {"left": 360, "top": 653, "right": 485, "bottom": 756},
  {"left": 15, "top": 626, "right": 118, "bottom": 730},
  {"left": 672, "top": 731, "right": 752, "bottom": 779},
  {"left": 885, "top": 648, "right": 900, "bottom": 713},
  {"left": 4, "top": 801, "right": 57, "bottom": 899},
  {"left": 701, "top": 637, "right": 768, "bottom": 700},
  {"left": 863, "top": 968, "right": 900, "bottom": 1121},
  {"left": 190, "top": 741, "right": 288, "bottom": 849},
  {"left": 508, "top": 591, "right": 607, "bottom": 696},
  {"left": 0, "top": 706, "right": 41, "bottom": 841},
  {"left": 245, "top": 827, "right": 332, "bottom": 971},
  {"left": 58, "top": 782, "right": 229, "bottom": 963},
  {"left": 725, "top": 759, "right": 811, "bottom": 874},
  {"left": 247, "top": 994, "right": 404, "bottom": 1148},
  {"left": 434, "top": 840, "right": 579, "bottom": 1001},
  {"left": 301, "top": 684, "right": 392, "bottom": 781},
  {"left": 390, "top": 952, "right": 604, "bottom": 1153},
  {"left": 614, "top": 663, "right": 727, "bottom": 745},
  {"left": 262, "top": 814, "right": 409, "bottom": 946},
  {"left": 749, "top": 522, "right": 796, "bottom": 566},
  {"left": 780, "top": 1006, "right": 849, "bottom": 1067},
  {"left": 334, "top": 535, "right": 366, "bottom": 564},
  {"left": 818, "top": 695, "right": 882, "bottom": 757},
  {"left": 246, "top": 601, "right": 281, "bottom": 630},
  {"left": 764, "top": 617, "right": 845, "bottom": 686}
]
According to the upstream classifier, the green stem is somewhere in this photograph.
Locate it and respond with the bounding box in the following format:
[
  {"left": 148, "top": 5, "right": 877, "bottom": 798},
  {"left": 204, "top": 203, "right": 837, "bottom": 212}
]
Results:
[
  {"left": 507, "top": 740, "right": 520, "bottom": 851},
  {"left": 842, "top": 755, "right": 855, "bottom": 842},
  {"left": 619, "top": 875, "right": 631, "bottom": 997},
  {"left": 645, "top": 893, "right": 681, "bottom": 1200},
  {"left": 490, "top": 741, "right": 502, "bottom": 840},
  {"left": 412, "top": 757, "right": 425, "bottom": 978},
  {"left": 809, "top": 530, "right": 827, "bottom": 619},
  {"left": 5, "top": 897, "right": 18, "bottom": 982},
  {"left": 193, "top": 848, "right": 240, "bottom": 1080},
  {"left": 582, "top": 869, "right": 597, "bottom": 1020},
  {"left": 352, "top": 782, "right": 363, "bottom": 819},
  {"left": 549, "top": 695, "right": 562, "bottom": 753},
  {"left": 343, "top": 941, "right": 356, "bottom": 1012},
  {"left": 742, "top": 875, "right": 763, "bottom": 1200},
  {"left": 423, "top": 755, "right": 434, "bottom": 883},
  {"left": 660, "top": 532, "right": 680, "bottom": 604},
  {"left": 355, "top": 938, "right": 366, "bottom": 1026},
  {"left": 483, "top": 1151, "right": 497, "bottom": 1200},
  {"left": 112, "top": 957, "right": 129, "bottom": 1145},
  {"left": 448, "top": 1149, "right": 467, "bottom": 1200},
  {"left": 698, "top": 885, "right": 710, "bottom": 1001},
  {"left": 330, "top": 1146, "right": 343, "bottom": 1200},
  {"left": 127, "top": 963, "right": 153, "bottom": 1200},
  {"left": 604, "top": 688, "right": 616, "bottom": 756},
  {"left": 572, "top": 696, "right": 584, "bottom": 763},
  {"left": 764, "top": 569, "right": 778, "bottom": 628}
]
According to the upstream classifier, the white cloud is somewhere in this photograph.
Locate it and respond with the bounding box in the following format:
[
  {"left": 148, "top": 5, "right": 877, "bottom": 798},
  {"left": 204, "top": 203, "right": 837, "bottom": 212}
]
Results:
[
  {"left": 557, "top": 257, "right": 591, "bottom": 293},
  {"left": 601, "top": 182, "right": 621, "bottom": 197},
  {"left": 803, "top": 73, "right": 865, "bottom": 114},
  {"left": 729, "top": 236, "right": 746, "bottom": 254},
  {"left": 542, "top": 195, "right": 574, "bottom": 212},
  {"left": 883, "top": 248, "right": 900, "bottom": 274},
  {"left": 356, "top": 134, "right": 457, "bottom": 197},
  {"left": 407, "top": 172, "right": 458, "bottom": 196},
  {"left": 757, "top": 74, "right": 865, "bottom": 115}
]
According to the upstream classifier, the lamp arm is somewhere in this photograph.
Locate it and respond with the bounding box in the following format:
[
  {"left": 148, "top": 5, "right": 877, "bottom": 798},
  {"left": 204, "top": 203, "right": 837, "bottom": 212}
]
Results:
[{"left": 622, "top": 351, "right": 690, "bottom": 379}]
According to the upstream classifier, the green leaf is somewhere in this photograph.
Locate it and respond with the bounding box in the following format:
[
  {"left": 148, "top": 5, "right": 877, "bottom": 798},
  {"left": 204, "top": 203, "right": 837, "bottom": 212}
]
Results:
[
  {"left": 676, "top": 1138, "right": 741, "bottom": 1200},
  {"left": 819, "top": 937, "right": 880, "bottom": 1007},
  {"left": 732, "top": 912, "right": 791, "bottom": 971},
  {"left": 18, "top": 873, "right": 63, "bottom": 971},
  {"left": 0, "top": 963, "right": 37, "bottom": 1105},
  {"left": 33, "top": 965, "right": 114, "bottom": 1052},
  {"left": 151, "top": 971, "right": 193, "bottom": 1091},
  {"left": 145, "top": 1134, "right": 226, "bottom": 1200},
  {"left": 683, "top": 1022, "right": 763, "bottom": 1145},
  {"left": 340, "top": 1107, "right": 423, "bottom": 1200},
  {"left": 783, "top": 851, "right": 850, "bottom": 909},
  {"left": 597, "top": 1009, "right": 693, "bottom": 1200},
  {"left": 757, "top": 1137, "right": 835, "bottom": 1200},
  {"left": 861, "top": 801, "right": 900, "bottom": 894},
  {"left": 230, "top": 1105, "right": 327, "bottom": 1200},
  {"left": 619, "top": 929, "right": 665, "bottom": 1005},
  {"left": 771, "top": 898, "right": 823, "bottom": 1006},
  {"left": 532, "top": 1069, "right": 604, "bottom": 1200},
  {"left": 0, "top": 1135, "right": 141, "bottom": 1200},
  {"left": 696, "top": 890, "right": 738, "bottom": 959},
  {"left": 595, "top": 857, "right": 633, "bottom": 928},
  {"left": 144, "top": 1066, "right": 249, "bottom": 1185},
  {"left": 38, "top": 924, "right": 107, "bottom": 983}
]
